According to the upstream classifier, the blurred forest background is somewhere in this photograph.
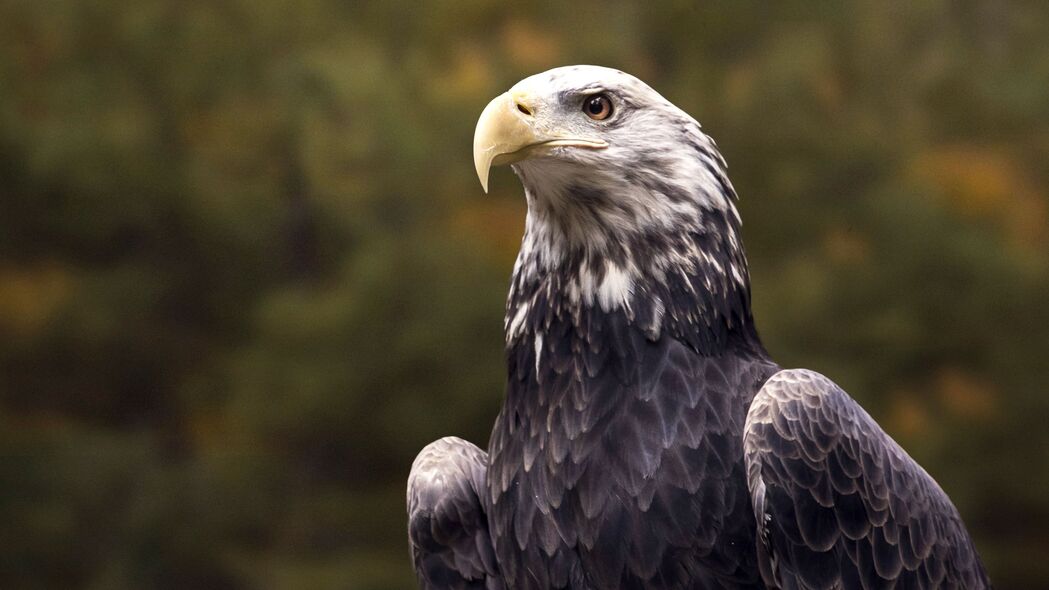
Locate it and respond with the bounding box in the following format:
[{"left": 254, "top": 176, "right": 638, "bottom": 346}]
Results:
[{"left": 1, "top": 1, "right": 1048, "bottom": 588}]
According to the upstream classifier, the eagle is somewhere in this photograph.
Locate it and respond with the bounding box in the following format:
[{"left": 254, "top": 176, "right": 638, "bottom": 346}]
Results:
[{"left": 407, "top": 65, "right": 990, "bottom": 590}]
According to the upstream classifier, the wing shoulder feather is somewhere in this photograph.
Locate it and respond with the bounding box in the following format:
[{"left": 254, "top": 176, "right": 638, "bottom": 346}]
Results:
[
  {"left": 407, "top": 437, "right": 502, "bottom": 590},
  {"left": 744, "top": 369, "right": 991, "bottom": 590}
]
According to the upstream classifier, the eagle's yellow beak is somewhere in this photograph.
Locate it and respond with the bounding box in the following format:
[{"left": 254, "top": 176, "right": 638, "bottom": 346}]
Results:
[{"left": 472, "top": 91, "right": 608, "bottom": 193}]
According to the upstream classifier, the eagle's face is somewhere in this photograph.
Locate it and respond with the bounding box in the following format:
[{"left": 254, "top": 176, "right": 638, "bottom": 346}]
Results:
[
  {"left": 474, "top": 65, "right": 739, "bottom": 261},
  {"left": 476, "top": 66, "right": 751, "bottom": 344}
]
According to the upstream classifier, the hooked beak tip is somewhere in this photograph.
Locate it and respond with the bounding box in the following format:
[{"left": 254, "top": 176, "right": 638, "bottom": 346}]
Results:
[{"left": 473, "top": 92, "right": 530, "bottom": 194}]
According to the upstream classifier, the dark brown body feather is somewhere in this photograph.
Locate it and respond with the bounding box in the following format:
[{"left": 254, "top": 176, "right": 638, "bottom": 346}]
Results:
[{"left": 488, "top": 309, "right": 777, "bottom": 589}]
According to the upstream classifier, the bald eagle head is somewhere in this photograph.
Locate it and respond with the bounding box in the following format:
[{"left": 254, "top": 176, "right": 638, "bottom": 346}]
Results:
[{"left": 475, "top": 65, "right": 758, "bottom": 355}]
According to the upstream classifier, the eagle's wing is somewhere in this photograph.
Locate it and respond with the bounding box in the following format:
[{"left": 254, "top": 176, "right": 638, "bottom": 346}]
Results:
[
  {"left": 743, "top": 369, "right": 991, "bottom": 589},
  {"left": 407, "top": 437, "right": 502, "bottom": 590}
]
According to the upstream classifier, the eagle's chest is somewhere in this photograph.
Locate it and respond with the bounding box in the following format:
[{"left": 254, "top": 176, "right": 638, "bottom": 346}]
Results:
[{"left": 486, "top": 330, "right": 769, "bottom": 588}]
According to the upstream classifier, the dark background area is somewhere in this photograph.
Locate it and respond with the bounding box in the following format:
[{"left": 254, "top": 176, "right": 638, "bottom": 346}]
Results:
[{"left": 2, "top": 1, "right": 1048, "bottom": 588}]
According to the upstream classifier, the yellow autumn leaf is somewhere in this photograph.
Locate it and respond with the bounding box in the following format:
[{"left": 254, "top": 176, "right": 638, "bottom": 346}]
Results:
[
  {"left": 911, "top": 145, "right": 1049, "bottom": 249},
  {"left": 823, "top": 226, "right": 869, "bottom": 264},
  {"left": 0, "top": 263, "right": 72, "bottom": 339},
  {"left": 430, "top": 42, "right": 493, "bottom": 103},
  {"left": 502, "top": 19, "right": 562, "bottom": 70},
  {"left": 889, "top": 389, "right": 931, "bottom": 438},
  {"left": 934, "top": 367, "right": 998, "bottom": 419},
  {"left": 450, "top": 199, "right": 526, "bottom": 260}
]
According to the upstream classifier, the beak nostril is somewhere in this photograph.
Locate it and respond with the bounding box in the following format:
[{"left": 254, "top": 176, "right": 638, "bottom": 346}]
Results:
[{"left": 516, "top": 102, "right": 533, "bottom": 116}]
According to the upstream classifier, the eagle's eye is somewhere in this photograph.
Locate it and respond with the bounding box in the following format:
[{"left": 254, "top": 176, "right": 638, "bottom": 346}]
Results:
[{"left": 583, "top": 94, "right": 613, "bottom": 121}]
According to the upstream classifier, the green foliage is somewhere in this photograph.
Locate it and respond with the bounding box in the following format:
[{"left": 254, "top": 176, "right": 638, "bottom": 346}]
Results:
[{"left": 1, "top": 1, "right": 1047, "bottom": 588}]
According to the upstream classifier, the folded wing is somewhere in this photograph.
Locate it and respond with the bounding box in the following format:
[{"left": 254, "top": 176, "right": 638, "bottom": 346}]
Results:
[
  {"left": 744, "top": 369, "right": 990, "bottom": 590},
  {"left": 407, "top": 437, "right": 502, "bottom": 590}
]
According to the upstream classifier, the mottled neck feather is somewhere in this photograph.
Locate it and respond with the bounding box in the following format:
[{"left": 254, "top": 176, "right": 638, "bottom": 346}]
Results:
[{"left": 505, "top": 142, "right": 762, "bottom": 356}]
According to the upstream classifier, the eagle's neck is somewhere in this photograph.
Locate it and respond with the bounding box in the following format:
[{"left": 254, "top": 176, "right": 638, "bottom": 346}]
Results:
[{"left": 505, "top": 188, "right": 761, "bottom": 357}]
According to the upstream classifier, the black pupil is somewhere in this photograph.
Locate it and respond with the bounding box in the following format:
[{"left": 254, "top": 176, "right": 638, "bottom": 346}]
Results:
[{"left": 588, "top": 97, "right": 605, "bottom": 115}]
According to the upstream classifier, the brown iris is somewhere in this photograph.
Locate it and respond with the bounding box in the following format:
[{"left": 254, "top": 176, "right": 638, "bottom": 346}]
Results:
[{"left": 583, "top": 94, "right": 613, "bottom": 120}]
